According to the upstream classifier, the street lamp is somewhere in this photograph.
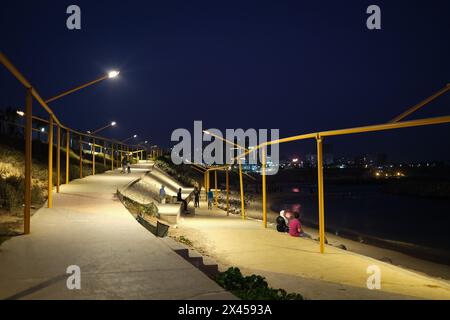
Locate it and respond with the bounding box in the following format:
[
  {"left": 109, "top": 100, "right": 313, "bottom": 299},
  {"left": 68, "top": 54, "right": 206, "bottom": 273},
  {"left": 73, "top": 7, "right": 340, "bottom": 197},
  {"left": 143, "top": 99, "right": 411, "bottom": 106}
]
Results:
[
  {"left": 87, "top": 121, "right": 117, "bottom": 135},
  {"left": 108, "top": 71, "right": 120, "bottom": 79},
  {"left": 121, "top": 134, "right": 138, "bottom": 143},
  {"left": 45, "top": 70, "right": 120, "bottom": 104}
]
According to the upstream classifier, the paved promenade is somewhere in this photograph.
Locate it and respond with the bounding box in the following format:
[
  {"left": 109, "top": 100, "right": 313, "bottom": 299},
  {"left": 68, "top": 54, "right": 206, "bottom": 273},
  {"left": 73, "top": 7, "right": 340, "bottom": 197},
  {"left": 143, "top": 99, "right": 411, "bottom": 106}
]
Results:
[
  {"left": 0, "top": 163, "right": 234, "bottom": 300},
  {"left": 171, "top": 204, "right": 450, "bottom": 300}
]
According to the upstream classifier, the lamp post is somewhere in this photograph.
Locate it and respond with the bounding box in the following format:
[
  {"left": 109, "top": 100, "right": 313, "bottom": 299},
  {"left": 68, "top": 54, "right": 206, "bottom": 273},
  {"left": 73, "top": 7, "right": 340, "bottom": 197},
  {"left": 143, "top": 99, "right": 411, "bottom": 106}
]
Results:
[
  {"left": 87, "top": 121, "right": 117, "bottom": 135},
  {"left": 43, "top": 71, "right": 119, "bottom": 182},
  {"left": 86, "top": 122, "right": 117, "bottom": 175},
  {"left": 121, "top": 135, "right": 137, "bottom": 164},
  {"left": 45, "top": 71, "right": 120, "bottom": 104},
  {"left": 203, "top": 130, "right": 248, "bottom": 220}
]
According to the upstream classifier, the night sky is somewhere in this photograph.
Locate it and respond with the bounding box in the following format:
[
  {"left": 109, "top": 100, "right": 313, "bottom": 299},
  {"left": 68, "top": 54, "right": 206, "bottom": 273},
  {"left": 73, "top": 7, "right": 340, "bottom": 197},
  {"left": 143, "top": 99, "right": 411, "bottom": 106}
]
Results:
[{"left": 1, "top": 0, "right": 449, "bottom": 162}]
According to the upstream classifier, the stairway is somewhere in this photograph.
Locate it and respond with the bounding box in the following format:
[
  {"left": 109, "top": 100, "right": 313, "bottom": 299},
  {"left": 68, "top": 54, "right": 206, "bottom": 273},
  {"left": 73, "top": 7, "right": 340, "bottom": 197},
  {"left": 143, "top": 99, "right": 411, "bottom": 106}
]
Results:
[{"left": 159, "top": 237, "right": 220, "bottom": 279}]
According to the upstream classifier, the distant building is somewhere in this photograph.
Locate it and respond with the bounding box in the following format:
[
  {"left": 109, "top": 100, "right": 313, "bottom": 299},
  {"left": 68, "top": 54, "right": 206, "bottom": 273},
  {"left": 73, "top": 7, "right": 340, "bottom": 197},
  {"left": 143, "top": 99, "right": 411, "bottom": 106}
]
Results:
[
  {"left": 355, "top": 153, "right": 387, "bottom": 168},
  {"left": 305, "top": 143, "right": 334, "bottom": 167}
]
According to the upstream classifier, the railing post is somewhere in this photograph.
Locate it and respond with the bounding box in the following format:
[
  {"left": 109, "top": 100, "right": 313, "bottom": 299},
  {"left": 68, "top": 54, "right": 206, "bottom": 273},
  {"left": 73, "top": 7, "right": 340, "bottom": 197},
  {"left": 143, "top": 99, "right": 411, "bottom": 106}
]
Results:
[
  {"left": 238, "top": 159, "right": 245, "bottom": 220},
  {"left": 66, "top": 129, "right": 70, "bottom": 185},
  {"left": 262, "top": 147, "right": 267, "bottom": 228},
  {"left": 56, "top": 125, "right": 61, "bottom": 192},
  {"left": 48, "top": 117, "right": 53, "bottom": 208},
  {"left": 204, "top": 172, "right": 207, "bottom": 199},
  {"left": 103, "top": 140, "right": 106, "bottom": 167},
  {"left": 316, "top": 135, "right": 326, "bottom": 254},
  {"left": 92, "top": 138, "right": 96, "bottom": 175},
  {"left": 117, "top": 144, "right": 120, "bottom": 169},
  {"left": 226, "top": 167, "right": 230, "bottom": 216},
  {"left": 79, "top": 134, "right": 83, "bottom": 178},
  {"left": 111, "top": 143, "right": 114, "bottom": 171},
  {"left": 24, "top": 88, "right": 33, "bottom": 234},
  {"left": 214, "top": 170, "right": 218, "bottom": 208},
  {"left": 121, "top": 144, "right": 123, "bottom": 165}
]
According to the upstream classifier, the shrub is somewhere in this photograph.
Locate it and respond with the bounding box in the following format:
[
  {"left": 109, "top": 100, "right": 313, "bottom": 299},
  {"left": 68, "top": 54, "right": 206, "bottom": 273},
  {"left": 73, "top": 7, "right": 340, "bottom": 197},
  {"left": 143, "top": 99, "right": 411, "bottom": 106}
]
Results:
[
  {"left": 31, "top": 185, "right": 44, "bottom": 204},
  {"left": 178, "top": 236, "right": 193, "bottom": 246},
  {"left": 0, "top": 176, "right": 23, "bottom": 210},
  {"left": 215, "top": 267, "right": 303, "bottom": 300},
  {"left": 141, "top": 202, "right": 158, "bottom": 217}
]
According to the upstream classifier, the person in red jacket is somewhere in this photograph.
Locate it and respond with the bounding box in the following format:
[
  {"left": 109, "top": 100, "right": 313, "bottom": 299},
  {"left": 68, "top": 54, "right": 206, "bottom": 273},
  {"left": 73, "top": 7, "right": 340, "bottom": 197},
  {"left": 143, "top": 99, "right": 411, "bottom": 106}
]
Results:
[{"left": 289, "top": 212, "right": 311, "bottom": 238}]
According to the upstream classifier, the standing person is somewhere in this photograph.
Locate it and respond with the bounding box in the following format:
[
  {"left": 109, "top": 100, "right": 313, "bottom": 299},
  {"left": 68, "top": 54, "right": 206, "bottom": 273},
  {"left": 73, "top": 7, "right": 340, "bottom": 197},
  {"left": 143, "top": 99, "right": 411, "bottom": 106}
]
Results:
[
  {"left": 127, "top": 157, "right": 131, "bottom": 174},
  {"left": 194, "top": 187, "right": 200, "bottom": 208},
  {"left": 159, "top": 185, "right": 166, "bottom": 204},
  {"left": 121, "top": 156, "right": 127, "bottom": 174},
  {"left": 207, "top": 189, "right": 214, "bottom": 210}
]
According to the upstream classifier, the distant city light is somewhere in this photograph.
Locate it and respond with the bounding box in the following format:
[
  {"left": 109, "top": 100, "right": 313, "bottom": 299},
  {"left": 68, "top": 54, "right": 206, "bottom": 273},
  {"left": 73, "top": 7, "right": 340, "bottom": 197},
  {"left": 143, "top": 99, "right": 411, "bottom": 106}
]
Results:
[
  {"left": 292, "top": 158, "right": 299, "bottom": 163},
  {"left": 41, "top": 128, "right": 45, "bottom": 133}
]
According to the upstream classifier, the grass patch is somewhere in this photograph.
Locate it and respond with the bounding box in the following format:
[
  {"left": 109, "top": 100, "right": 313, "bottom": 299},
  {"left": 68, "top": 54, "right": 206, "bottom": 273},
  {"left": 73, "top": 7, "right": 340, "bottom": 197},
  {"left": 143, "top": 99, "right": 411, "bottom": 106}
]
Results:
[
  {"left": 177, "top": 235, "right": 193, "bottom": 247},
  {"left": 120, "top": 195, "right": 159, "bottom": 218},
  {"left": 0, "top": 236, "right": 10, "bottom": 247},
  {"left": 216, "top": 267, "right": 304, "bottom": 300}
]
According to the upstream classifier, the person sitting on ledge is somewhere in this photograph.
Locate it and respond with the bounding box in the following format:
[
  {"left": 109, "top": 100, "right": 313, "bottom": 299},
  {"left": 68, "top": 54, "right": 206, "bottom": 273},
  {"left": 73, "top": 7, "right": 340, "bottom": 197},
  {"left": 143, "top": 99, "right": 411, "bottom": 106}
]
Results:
[
  {"left": 276, "top": 210, "right": 289, "bottom": 233},
  {"left": 177, "top": 188, "right": 188, "bottom": 213},
  {"left": 289, "top": 212, "right": 311, "bottom": 238}
]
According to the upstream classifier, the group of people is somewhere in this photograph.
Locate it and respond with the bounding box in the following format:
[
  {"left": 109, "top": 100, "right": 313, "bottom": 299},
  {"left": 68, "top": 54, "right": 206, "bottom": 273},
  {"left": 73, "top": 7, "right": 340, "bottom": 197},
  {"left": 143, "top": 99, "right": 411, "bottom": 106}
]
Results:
[
  {"left": 159, "top": 185, "right": 201, "bottom": 212},
  {"left": 121, "top": 156, "right": 131, "bottom": 174},
  {"left": 276, "top": 209, "right": 311, "bottom": 239}
]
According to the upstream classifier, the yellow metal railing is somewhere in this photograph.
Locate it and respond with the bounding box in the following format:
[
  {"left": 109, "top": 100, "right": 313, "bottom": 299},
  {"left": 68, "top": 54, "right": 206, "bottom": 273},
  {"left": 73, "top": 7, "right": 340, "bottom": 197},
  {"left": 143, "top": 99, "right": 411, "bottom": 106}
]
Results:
[
  {"left": 200, "top": 85, "right": 450, "bottom": 254},
  {"left": 0, "top": 51, "right": 133, "bottom": 234},
  {"left": 234, "top": 114, "right": 450, "bottom": 253}
]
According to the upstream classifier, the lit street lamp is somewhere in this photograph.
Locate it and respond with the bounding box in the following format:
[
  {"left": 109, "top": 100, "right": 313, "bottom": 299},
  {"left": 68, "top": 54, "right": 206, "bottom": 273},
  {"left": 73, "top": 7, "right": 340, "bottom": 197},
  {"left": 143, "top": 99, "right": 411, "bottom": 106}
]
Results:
[
  {"left": 121, "top": 134, "right": 138, "bottom": 143},
  {"left": 87, "top": 121, "right": 117, "bottom": 135},
  {"left": 45, "top": 70, "right": 120, "bottom": 104}
]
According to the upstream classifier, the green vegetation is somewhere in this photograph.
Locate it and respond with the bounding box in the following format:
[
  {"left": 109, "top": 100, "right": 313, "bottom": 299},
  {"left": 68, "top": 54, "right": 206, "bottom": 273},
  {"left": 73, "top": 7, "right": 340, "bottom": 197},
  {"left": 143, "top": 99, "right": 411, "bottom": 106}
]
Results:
[
  {"left": 155, "top": 156, "right": 199, "bottom": 188},
  {"left": 177, "top": 235, "right": 193, "bottom": 247},
  {"left": 0, "top": 130, "right": 113, "bottom": 235},
  {"left": 121, "top": 195, "right": 159, "bottom": 218},
  {"left": 0, "top": 236, "right": 10, "bottom": 247},
  {"left": 215, "top": 267, "right": 304, "bottom": 300}
]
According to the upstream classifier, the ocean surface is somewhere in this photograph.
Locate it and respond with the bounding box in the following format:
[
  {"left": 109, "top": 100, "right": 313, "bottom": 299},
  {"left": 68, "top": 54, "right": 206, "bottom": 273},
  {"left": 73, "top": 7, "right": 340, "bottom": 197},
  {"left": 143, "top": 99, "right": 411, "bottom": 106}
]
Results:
[{"left": 270, "top": 183, "right": 450, "bottom": 252}]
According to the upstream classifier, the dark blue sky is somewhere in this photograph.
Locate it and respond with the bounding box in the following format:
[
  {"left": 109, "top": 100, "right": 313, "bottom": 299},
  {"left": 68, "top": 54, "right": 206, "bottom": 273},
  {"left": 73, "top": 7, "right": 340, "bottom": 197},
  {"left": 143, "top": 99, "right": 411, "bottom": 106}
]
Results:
[{"left": 1, "top": 0, "right": 449, "bottom": 161}]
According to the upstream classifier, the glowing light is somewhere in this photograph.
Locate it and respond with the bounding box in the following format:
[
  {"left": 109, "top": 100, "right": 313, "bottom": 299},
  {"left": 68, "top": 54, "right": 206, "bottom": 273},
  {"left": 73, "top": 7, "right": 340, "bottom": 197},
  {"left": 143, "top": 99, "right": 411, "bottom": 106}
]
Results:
[
  {"left": 16, "top": 110, "right": 25, "bottom": 117},
  {"left": 111, "top": 121, "right": 117, "bottom": 126},
  {"left": 108, "top": 71, "right": 120, "bottom": 79}
]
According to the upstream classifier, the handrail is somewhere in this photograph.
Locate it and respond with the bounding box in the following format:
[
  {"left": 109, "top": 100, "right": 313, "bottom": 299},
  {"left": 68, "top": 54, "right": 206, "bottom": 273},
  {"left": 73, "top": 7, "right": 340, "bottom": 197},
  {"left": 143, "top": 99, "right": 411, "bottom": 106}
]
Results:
[
  {"left": 390, "top": 84, "right": 450, "bottom": 123},
  {"left": 0, "top": 51, "right": 61, "bottom": 126},
  {"left": 0, "top": 51, "right": 126, "bottom": 146}
]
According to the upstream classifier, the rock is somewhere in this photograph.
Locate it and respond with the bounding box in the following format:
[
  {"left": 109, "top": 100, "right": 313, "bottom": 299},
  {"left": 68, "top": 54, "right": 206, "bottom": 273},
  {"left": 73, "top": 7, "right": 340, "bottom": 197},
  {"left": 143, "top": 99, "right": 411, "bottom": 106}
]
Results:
[{"left": 336, "top": 244, "right": 347, "bottom": 250}]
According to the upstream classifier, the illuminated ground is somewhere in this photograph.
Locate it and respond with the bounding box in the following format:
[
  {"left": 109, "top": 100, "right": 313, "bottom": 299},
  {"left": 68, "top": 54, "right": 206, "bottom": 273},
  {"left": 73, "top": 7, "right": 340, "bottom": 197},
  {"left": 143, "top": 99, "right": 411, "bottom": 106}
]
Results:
[
  {"left": 171, "top": 204, "right": 450, "bottom": 300},
  {"left": 0, "top": 163, "right": 234, "bottom": 300}
]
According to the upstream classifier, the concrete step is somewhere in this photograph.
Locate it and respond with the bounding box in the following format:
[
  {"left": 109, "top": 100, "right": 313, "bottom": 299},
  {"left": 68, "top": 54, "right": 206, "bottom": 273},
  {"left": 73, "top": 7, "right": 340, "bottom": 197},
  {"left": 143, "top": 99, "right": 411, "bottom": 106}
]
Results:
[{"left": 159, "top": 237, "right": 220, "bottom": 278}]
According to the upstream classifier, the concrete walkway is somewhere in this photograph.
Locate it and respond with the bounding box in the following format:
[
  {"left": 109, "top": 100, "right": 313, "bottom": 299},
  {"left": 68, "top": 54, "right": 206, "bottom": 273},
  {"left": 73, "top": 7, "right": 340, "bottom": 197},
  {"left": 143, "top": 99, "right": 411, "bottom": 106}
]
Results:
[
  {"left": 171, "top": 202, "right": 450, "bottom": 300},
  {"left": 0, "top": 164, "right": 234, "bottom": 300}
]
